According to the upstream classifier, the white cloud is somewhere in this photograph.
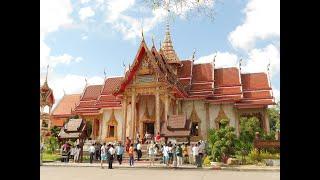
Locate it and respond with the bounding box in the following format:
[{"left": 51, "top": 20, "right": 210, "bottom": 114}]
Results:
[
  {"left": 106, "top": 0, "right": 135, "bottom": 22},
  {"left": 40, "top": 0, "right": 79, "bottom": 70},
  {"left": 40, "top": 35, "right": 82, "bottom": 69},
  {"left": 242, "top": 43, "right": 280, "bottom": 77},
  {"left": 81, "top": 0, "right": 91, "bottom": 4},
  {"left": 228, "top": 0, "right": 280, "bottom": 50},
  {"left": 79, "top": 7, "right": 95, "bottom": 21},
  {"left": 273, "top": 87, "right": 280, "bottom": 102},
  {"left": 40, "top": 0, "right": 73, "bottom": 34},
  {"left": 81, "top": 33, "right": 88, "bottom": 40},
  {"left": 75, "top": 57, "right": 83, "bottom": 62},
  {"left": 195, "top": 51, "right": 238, "bottom": 68}
]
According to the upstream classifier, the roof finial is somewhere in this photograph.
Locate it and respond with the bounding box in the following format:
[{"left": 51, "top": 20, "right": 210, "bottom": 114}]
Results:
[
  {"left": 152, "top": 34, "right": 155, "bottom": 47},
  {"left": 141, "top": 27, "right": 144, "bottom": 41},
  {"left": 159, "top": 40, "right": 162, "bottom": 49},
  {"left": 63, "top": 89, "right": 66, "bottom": 96},
  {"left": 104, "top": 68, "right": 107, "bottom": 80},
  {"left": 267, "top": 61, "right": 271, "bottom": 73},
  {"left": 267, "top": 59, "right": 272, "bottom": 87},
  {"left": 45, "top": 64, "right": 49, "bottom": 82},
  {"left": 85, "top": 77, "right": 88, "bottom": 87},
  {"left": 122, "top": 61, "right": 126, "bottom": 74},
  {"left": 213, "top": 51, "right": 217, "bottom": 67},
  {"left": 192, "top": 49, "right": 196, "bottom": 62},
  {"left": 239, "top": 59, "right": 243, "bottom": 72}
]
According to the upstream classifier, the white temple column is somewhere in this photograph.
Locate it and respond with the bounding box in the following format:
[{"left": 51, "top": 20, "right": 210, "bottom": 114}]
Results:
[
  {"left": 122, "top": 97, "right": 127, "bottom": 143},
  {"left": 131, "top": 90, "right": 136, "bottom": 140},
  {"left": 164, "top": 94, "right": 169, "bottom": 123},
  {"left": 264, "top": 108, "right": 270, "bottom": 134},
  {"left": 204, "top": 102, "right": 210, "bottom": 138},
  {"left": 155, "top": 88, "right": 160, "bottom": 134},
  {"left": 175, "top": 100, "right": 179, "bottom": 115}
]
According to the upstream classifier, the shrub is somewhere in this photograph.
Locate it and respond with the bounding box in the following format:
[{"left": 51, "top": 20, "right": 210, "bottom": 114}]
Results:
[
  {"left": 203, "top": 156, "right": 212, "bottom": 167},
  {"left": 208, "top": 118, "right": 237, "bottom": 162},
  {"left": 248, "top": 149, "right": 280, "bottom": 163},
  {"left": 44, "top": 136, "right": 59, "bottom": 154}
]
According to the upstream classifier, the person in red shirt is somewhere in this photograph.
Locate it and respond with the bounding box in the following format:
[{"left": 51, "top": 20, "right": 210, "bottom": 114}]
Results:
[
  {"left": 125, "top": 137, "right": 131, "bottom": 153},
  {"left": 155, "top": 132, "right": 161, "bottom": 143}
]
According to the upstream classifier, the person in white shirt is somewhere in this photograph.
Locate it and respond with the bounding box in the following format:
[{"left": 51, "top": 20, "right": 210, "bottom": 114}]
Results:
[
  {"left": 192, "top": 144, "right": 199, "bottom": 167},
  {"left": 148, "top": 141, "right": 156, "bottom": 166},
  {"left": 89, "top": 144, "right": 95, "bottom": 164},
  {"left": 136, "top": 141, "right": 142, "bottom": 161},
  {"left": 108, "top": 144, "right": 115, "bottom": 169},
  {"left": 162, "top": 145, "right": 169, "bottom": 166},
  {"left": 100, "top": 143, "right": 107, "bottom": 169}
]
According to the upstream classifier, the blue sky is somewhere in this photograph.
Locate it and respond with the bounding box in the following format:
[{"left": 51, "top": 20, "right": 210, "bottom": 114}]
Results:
[{"left": 40, "top": 0, "right": 280, "bottom": 105}]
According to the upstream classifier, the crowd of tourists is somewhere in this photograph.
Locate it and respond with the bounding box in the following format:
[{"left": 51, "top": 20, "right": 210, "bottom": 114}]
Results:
[{"left": 58, "top": 132, "right": 207, "bottom": 169}]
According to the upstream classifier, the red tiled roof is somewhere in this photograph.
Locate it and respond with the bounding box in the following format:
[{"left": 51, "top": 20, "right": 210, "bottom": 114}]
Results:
[
  {"left": 51, "top": 94, "right": 81, "bottom": 116},
  {"left": 101, "top": 77, "right": 123, "bottom": 95},
  {"left": 51, "top": 118, "right": 66, "bottom": 127},
  {"left": 81, "top": 85, "right": 103, "bottom": 100},
  {"left": 178, "top": 60, "right": 192, "bottom": 78},
  {"left": 235, "top": 73, "right": 274, "bottom": 108},
  {"left": 192, "top": 63, "right": 213, "bottom": 82},
  {"left": 96, "top": 76, "right": 124, "bottom": 108},
  {"left": 187, "top": 63, "right": 214, "bottom": 97},
  {"left": 241, "top": 73, "right": 270, "bottom": 90},
  {"left": 214, "top": 67, "right": 241, "bottom": 87}
]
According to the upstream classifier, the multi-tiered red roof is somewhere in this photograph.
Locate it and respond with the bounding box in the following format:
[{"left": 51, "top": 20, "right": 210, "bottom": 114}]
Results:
[{"left": 73, "top": 26, "right": 274, "bottom": 113}]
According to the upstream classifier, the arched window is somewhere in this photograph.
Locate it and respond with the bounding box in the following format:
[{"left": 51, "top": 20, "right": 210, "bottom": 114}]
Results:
[
  {"left": 106, "top": 109, "right": 118, "bottom": 138},
  {"left": 190, "top": 101, "right": 200, "bottom": 137},
  {"left": 215, "top": 105, "right": 229, "bottom": 129}
]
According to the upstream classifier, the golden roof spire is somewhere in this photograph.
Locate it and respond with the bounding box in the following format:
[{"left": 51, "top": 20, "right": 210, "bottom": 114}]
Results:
[
  {"left": 45, "top": 64, "right": 49, "bottom": 83},
  {"left": 161, "top": 18, "right": 180, "bottom": 64}
]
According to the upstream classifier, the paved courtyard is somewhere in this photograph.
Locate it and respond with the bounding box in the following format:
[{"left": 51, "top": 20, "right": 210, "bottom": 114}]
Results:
[{"left": 41, "top": 166, "right": 280, "bottom": 180}]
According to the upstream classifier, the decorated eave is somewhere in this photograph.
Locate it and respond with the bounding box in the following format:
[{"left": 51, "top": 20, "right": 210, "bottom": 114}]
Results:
[{"left": 113, "top": 38, "right": 188, "bottom": 98}]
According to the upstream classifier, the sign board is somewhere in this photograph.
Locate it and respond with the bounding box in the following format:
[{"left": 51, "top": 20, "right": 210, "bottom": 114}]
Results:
[
  {"left": 136, "top": 75, "right": 155, "bottom": 83},
  {"left": 254, "top": 140, "right": 280, "bottom": 149},
  {"left": 168, "top": 115, "right": 186, "bottom": 129}
]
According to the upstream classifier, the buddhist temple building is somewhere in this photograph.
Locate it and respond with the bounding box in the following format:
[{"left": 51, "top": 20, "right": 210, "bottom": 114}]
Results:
[
  {"left": 51, "top": 23, "right": 275, "bottom": 143},
  {"left": 51, "top": 94, "right": 81, "bottom": 127}
]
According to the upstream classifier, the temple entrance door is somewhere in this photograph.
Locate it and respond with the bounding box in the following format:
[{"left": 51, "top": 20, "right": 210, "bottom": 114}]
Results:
[{"left": 144, "top": 123, "right": 154, "bottom": 135}]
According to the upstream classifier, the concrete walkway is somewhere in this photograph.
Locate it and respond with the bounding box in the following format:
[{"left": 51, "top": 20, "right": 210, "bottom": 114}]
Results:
[{"left": 42, "top": 162, "right": 280, "bottom": 172}]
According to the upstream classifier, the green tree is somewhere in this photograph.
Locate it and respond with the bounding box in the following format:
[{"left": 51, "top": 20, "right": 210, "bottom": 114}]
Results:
[
  {"left": 50, "top": 126, "right": 61, "bottom": 137},
  {"left": 268, "top": 101, "right": 280, "bottom": 132},
  {"left": 237, "top": 117, "right": 262, "bottom": 153},
  {"left": 45, "top": 136, "right": 59, "bottom": 154},
  {"left": 143, "top": 0, "right": 217, "bottom": 20},
  {"left": 208, "top": 118, "right": 237, "bottom": 162},
  {"left": 86, "top": 121, "right": 92, "bottom": 138}
]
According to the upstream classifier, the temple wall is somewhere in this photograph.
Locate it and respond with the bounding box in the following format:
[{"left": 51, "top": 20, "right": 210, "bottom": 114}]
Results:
[
  {"left": 209, "top": 104, "right": 237, "bottom": 129},
  {"left": 181, "top": 100, "right": 207, "bottom": 138},
  {"left": 101, "top": 109, "right": 124, "bottom": 141},
  {"left": 137, "top": 96, "right": 155, "bottom": 120}
]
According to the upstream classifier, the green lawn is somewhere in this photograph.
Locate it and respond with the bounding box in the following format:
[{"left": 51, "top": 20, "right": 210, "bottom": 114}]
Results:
[{"left": 42, "top": 152, "right": 60, "bottom": 162}]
